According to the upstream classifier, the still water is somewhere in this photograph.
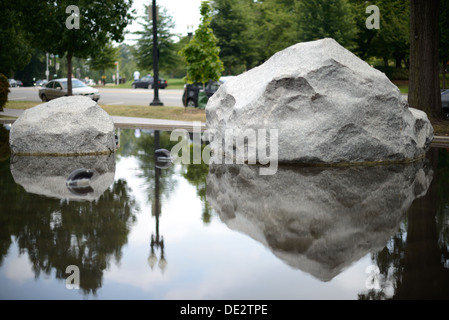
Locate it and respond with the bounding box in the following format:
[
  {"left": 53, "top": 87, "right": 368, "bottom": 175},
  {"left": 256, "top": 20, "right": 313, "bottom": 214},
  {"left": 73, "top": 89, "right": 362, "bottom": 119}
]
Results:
[{"left": 1, "top": 124, "right": 449, "bottom": 300}]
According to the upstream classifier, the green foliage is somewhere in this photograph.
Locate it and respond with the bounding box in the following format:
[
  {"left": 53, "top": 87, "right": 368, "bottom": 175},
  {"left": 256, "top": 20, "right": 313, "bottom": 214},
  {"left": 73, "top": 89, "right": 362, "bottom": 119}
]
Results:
[
  {"left": 117, "top": 44, "right": 139, "bottom": 81},
  {"left": 253, "top": 0, "right": 299, "bottom": 63},
  {"left": 13, "top": 50, "right": 48, "bottom": 86},
  {"left": 87, "top": 42, "right": 119, "bottom": 75},
  {"left": 18, "top": 0, "right": 134, "bottom": 92},
  {"left": 349, "top": 0, "right": 409, "bottom": 67},
  {"left": 133, "top": 5, "right": 181, "bottom": 75},
  {"left": 374, "top": 66, "right": 409, "bottom": 81},
  {"left": 440, "top": 0, "right": 449, "bottom": 65},
  {"left": 0, "top": 73, "right": 10, "bottom": 112},
  {"left": 297, "top": 0, "right": 357, "bottom": 49},
  {"left": 372, "top": 0, "right": 409, "bottom": 67},
  {"left": 179, "top": 1, "right": 224, "bottom": 85},
  {"left": 210, "top": 0, "right": 260, "bottom": 74},
  {"left": 0, "top": 1, "right": 33, "bottom": 77},
  {"left": 0, "top": 125, "right": 10, "bottom": 161}
]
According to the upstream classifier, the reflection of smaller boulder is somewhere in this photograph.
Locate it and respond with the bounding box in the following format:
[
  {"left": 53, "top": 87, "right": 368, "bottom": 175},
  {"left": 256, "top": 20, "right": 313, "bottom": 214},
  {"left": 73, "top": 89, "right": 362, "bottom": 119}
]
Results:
[{"left": 11, "top": 154, "right": 116, "bottom": 201}]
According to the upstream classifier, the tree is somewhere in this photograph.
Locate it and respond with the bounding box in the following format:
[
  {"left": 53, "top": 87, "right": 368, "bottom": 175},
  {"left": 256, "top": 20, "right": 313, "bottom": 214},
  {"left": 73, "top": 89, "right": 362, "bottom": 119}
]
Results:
[
  {"left": 297, "top": 0, "right": 357, "bottom": 50},
  {"left": 440, "top": 0, "right": 449, "bottom": 89},
  {"left": 210, "top": 0, "right": 259, "bottom": 74},
  {"left": 371, "top": 0, "right": 410, "bottom": 68},
  {"left": 87, "top": 42, "right": 119, "bottom": 85},
  {"left": 13, "top": 50, "right": 47, "bottom": 87},
  {"left": 349, "top": 0, "right": 410, "bottom": 67},
  {"left": 349, "top": 0, "right": 379, "bottom": 61},
  {"left": 117, "top": 44, "right": 139, "bottom": 81},
  {"left": 18, "top": 0, "right": 134, "bottom": 95},
  {"left": 408, "top": 0, "right": 442, "bottom": 119},
  {"left": 178, "top": 0, "right": 224, "bottom": 89},
  {"left": 252, "top": 0, "right": 298, "bottom": 64},
  {"left": 133, "top": 4, "right": 179, "bottom": 76},
  {"left": 0, "top": 1, "right": 33, "bottom": 77},
  {"left": 0, "top": 74, "right": 10, "bottom": 112}
]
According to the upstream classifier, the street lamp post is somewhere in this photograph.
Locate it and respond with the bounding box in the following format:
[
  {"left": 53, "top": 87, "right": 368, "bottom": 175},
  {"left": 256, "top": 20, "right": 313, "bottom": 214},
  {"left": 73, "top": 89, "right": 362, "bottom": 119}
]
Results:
[
  {"left": 187, "top": 24, "right": 194, "bottom": 39},
  {"left": 150, "top": 0, "right": 163, "bottom": 106},
  {"left": 45, "top": 53, "right": 49, "bottom": 81}
]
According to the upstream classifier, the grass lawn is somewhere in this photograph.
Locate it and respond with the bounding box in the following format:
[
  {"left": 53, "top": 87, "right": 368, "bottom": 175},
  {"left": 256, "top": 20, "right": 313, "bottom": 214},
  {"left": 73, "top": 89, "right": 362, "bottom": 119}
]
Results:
[{"left": 101, "top": 104, "right": 205, "bottom": 122}]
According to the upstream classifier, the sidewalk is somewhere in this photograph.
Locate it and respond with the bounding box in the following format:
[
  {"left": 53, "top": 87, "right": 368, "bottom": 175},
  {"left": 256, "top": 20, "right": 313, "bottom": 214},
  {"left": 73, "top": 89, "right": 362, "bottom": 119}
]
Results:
[{"left": 0, "top": 108, "right": 206, "bottom": 132}]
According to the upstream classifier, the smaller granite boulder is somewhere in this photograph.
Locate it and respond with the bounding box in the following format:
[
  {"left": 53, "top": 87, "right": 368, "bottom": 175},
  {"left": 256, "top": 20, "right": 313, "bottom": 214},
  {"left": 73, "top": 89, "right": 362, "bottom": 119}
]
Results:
[{"left": 9, "top": 96, "right": 116, "bottom": 155}]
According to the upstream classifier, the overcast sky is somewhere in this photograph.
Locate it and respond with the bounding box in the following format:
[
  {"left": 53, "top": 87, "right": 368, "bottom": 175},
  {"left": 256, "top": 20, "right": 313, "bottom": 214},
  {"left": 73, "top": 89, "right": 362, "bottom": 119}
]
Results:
[{"left": 124, "top": 0, "right": 203, "bottom": 44}]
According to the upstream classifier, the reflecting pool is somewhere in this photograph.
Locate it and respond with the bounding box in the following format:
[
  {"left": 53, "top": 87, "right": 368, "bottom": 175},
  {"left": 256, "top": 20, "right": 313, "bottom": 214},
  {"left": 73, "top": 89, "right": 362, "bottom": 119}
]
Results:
[{"left": 0, "top": 124, "right": 449, "bottom": 300}]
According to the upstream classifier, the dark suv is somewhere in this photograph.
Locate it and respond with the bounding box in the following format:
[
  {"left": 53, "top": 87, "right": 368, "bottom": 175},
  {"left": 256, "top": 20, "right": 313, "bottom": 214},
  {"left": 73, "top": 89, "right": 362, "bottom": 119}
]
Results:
[
  {"left": 442, "top": 89, "right": 449, "bottom": 118},
  {"left": 182, "top": 80, "right": 223, "bottom": 108}
]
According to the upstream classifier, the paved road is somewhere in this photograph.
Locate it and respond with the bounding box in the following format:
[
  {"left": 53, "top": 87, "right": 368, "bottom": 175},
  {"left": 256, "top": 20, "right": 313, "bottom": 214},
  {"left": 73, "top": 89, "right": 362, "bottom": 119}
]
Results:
[{"left": 8, "top": 86, "right": 185, "bottom": 107}]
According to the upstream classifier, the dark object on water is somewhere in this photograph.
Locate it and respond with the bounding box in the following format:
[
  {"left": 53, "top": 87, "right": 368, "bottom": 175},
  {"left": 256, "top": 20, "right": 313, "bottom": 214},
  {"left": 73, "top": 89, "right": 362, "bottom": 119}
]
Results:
[
  {"left": 155, "top": 149, "right": 173, "bottom": 169},
  {"left": 67, "top": 168, "right": 94, "bottom": 182},
  {"left": 66, "top": 168, "right": 94, "bottom": 196}
]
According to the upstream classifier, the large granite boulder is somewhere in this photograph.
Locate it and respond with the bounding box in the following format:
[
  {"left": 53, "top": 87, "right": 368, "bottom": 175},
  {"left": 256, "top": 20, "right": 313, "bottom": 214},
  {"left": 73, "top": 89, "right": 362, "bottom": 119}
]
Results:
[
  {"left": 206, "top": 38, "right": 434, "bottom": 165},
  {"left": 9, "top": 96, "right": 116, "bottom": 155},
  {"left": 206, "top": 160, "right": 433, "bottom": 281}
]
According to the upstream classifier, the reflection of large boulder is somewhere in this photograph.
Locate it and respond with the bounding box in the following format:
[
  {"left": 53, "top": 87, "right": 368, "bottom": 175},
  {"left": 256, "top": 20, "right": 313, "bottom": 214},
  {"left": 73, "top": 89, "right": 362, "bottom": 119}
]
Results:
[
  {"left": 10, "top": 154, "right": 116, "bottom": 201},
  {"left": 206, "top": 161, "right": 433, "bottom": 281},
  {"left": 206, "top": 38, "right": 433, "bottom": 164},
  {"left": 9, "top": 96, "right": 116, "bottom": 155}
]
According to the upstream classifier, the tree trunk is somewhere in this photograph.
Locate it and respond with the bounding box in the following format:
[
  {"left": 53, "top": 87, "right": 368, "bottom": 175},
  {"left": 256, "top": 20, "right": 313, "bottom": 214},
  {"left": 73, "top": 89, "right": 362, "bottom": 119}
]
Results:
[
  {"left": 393, "top": 149, "right": 449, "bottom": 299},
  {"left": 67, "top": 53, "right": 73, "bottom": 96},
  {"left": 408, "top": 0, "right": 442, "bottom": 119},
  {"left": 443, "top": 61, "right": 447, "bottom": 90}
]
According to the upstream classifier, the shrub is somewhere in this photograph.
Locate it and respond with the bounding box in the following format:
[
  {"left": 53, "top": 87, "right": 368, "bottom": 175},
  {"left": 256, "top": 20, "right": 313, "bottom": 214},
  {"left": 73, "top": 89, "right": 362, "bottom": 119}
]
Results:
[
  {"left": 0, "top": 73, "right": 10, "bottom": 112},
  {"left": 374, "top": 66, "right": 409, "bottom": 81}
]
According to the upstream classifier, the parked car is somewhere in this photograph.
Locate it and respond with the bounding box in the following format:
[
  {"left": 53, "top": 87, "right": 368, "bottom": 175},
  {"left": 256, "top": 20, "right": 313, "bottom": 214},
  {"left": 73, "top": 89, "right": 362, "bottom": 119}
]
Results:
[
  {"left": 219, "top": 76, "right": 235, "bottom": 83},
  {"left": 82, "top": 78, "right": 96, "bottom": 86},
  {"left": 38, "top": 78, "right": 100, "bottom": 102},
  {"left": 182, "top": 80, "right": 223, "bottom": 108},
  {"left": 442, "top": 89, "right": 449, "bottom": 118},
  {"left": 34, "top": 79, "right": 48, "bottom": 87},
  {"left": 15, "top": 80, "right": 23, "bottom": 87},
  {"left": 8, "top": 79, "right": 17, "bottom": 87},
  {"left": 132, "top": 75, "right": 167, "bottom": 89}
]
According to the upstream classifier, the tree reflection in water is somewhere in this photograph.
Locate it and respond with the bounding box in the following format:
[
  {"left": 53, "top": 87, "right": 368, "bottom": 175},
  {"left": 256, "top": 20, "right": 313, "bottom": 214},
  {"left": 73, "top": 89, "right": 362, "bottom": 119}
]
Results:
[
  {"left": 359, "top": 148, "right": 449, "bottom": 300},
  {"left": 0, "top": 125, "right": 138, "bottom": 297},
  {"left": 181, "top": 143, "right": 213, "bottom": 224}
]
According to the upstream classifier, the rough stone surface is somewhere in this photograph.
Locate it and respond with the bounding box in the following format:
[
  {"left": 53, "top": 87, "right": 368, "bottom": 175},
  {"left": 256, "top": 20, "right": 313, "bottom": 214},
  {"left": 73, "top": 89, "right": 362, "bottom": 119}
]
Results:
[
  {"left": 206, "top": 38, "right": 434, "bottom": 164},
  {"left": 11, "top": 154, "right": 115, "bottom": 201},
  {"left": 9, "top": 96, "right": 116, "bottom": 155},
  {"left": 206, "top": 160, "right": 432, "bottom": 281}
]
